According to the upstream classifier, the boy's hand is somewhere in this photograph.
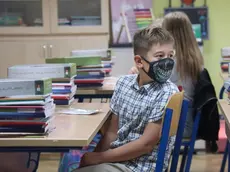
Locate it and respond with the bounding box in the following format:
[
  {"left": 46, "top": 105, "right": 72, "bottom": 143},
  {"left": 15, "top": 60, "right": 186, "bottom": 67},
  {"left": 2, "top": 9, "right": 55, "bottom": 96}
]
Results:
[
  {"left": 128, "top": 66, "right": 139, "bottom": 74},
  {"left": 80, "top": 152, "right": 101, "bottom": 168}
]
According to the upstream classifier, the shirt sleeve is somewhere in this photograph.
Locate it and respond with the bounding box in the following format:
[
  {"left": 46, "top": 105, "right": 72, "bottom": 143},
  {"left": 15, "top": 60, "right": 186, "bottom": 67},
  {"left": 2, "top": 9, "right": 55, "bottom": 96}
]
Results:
[
  {"left": 148, "top": 87, "right": 178, "bottom": 123},
  {"left": 110, "top": 77, "right": 122, "bottom": 116}
]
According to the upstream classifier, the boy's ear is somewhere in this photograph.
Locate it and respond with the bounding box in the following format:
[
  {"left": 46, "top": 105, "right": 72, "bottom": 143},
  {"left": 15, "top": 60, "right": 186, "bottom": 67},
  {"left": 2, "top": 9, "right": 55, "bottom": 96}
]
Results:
[{"left": 134, "top": 55, "right": 143, "bottom": 69}]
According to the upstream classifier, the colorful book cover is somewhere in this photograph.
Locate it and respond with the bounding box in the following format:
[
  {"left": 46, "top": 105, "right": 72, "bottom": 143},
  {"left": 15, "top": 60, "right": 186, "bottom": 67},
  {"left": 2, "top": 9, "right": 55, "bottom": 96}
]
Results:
[
  {"left": 74, "top": 79, "right": 104, "bottom": 84},
  {"left": 54, "top": 97, "right": 74, "bottom": 105},
  {"left": 0, "top": 124, "right": 49, "bottom": 133},
  {"left": 77, "top": 83, "right": 103, "bottom": 88},
  {"left": 0, "top": 110, "right": 53, "bottom": 119},
  {"left": 75, "top": 72, "right": 105, "bottom": 79}
]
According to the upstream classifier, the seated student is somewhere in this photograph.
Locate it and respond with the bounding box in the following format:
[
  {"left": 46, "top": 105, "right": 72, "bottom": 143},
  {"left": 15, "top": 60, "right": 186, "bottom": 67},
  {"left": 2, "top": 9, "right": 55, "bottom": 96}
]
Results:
[
  {"left": 129, "top": 12, "right": 204, "bottom": 138},
  {"left": 75, "top": 27, "right": 178, "bottom": 172}
]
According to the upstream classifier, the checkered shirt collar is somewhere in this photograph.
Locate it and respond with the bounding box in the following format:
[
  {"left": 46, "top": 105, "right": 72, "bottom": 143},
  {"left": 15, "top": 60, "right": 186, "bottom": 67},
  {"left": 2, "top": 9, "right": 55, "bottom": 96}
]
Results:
[{"left": 131, "top": 74, "right": 160, "bottom": 92}]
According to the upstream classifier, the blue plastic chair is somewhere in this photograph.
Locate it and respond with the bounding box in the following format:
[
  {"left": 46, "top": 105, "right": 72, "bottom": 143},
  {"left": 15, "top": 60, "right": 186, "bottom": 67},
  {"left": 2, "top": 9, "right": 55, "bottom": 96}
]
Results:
[
  {"left": 156, "top": 108, "right": 174, "bottom": 171},
  {"left": 156, "top": 92, "right": 184, "bottom": 171},
  {"left": 170, "top": 100, "right": 189, "bottom": 172},
  {"left": 177, "top": 97, "right": 217, "bottom": 172}
]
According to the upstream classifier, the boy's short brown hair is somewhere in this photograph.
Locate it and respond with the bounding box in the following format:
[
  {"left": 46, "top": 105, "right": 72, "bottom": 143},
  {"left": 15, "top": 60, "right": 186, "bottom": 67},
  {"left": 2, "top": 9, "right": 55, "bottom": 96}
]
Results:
[{"left": 133, "top": 27, "right": 174, "bottom": 57}]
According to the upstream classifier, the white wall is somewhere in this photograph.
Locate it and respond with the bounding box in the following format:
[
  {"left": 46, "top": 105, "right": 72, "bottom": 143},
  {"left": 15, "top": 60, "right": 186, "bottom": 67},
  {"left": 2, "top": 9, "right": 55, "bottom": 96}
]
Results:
[{"left": 111, "top": 47, "right": 135, "bottom": 76}]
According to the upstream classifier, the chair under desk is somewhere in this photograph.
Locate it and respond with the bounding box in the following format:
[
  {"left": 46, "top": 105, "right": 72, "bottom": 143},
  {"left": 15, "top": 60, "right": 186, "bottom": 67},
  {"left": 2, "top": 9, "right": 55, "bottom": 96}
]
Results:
[{"left": 0, "top": 102, "right": 111, "bottom": 171}]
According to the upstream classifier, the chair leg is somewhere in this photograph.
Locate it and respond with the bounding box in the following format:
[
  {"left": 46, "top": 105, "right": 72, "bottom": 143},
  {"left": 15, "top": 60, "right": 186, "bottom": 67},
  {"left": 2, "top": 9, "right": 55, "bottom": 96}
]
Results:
[
  {"left": 220, "top": 141, "right": 229, "bottom": 172},
  {"left": 184, "top": 142, "right": 196, "bottom": 172},
  {"left": 179, "top": 146, "right": 188, "bottom": 172}
]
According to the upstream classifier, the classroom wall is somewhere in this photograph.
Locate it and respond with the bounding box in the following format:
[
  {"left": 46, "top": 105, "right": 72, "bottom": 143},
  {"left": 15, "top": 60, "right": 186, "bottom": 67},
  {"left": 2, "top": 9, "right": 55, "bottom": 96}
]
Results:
[{"left": 153, "top": 0, "right": 230, "bottom": 95}]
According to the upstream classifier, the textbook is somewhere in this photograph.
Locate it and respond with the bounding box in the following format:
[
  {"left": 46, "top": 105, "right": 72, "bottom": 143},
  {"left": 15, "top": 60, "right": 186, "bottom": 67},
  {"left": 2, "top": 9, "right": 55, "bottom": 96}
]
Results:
[
  {"left": 0, "top": 78, "right": 52, "bottom": 97},
  {"left": 8, "top": 63, "right": 76, "bottom": 79},
  {"left": 71, "top": 49, "right": 112, "bottom": 60},
  {"left": 46, "top": 56, "right": 101, "bottom": 66}
]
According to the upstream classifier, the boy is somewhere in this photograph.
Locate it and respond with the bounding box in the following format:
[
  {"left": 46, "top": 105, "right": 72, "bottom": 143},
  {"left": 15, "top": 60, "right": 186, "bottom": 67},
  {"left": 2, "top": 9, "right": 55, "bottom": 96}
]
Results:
[{"left": 75, "top": 27, "right": 178, "bottom": 172}]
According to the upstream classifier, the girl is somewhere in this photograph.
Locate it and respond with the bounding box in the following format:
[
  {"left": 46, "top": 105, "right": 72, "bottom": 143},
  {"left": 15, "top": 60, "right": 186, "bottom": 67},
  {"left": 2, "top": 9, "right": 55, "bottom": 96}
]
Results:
[{"left": 129, "top": 12, "right": 204, "bottom": 138}]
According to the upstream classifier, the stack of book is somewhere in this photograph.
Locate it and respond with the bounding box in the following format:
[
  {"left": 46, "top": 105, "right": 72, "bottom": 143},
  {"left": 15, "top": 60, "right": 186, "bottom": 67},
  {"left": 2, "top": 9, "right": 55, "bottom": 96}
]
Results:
[
  {"left": 71, "top": 49, "right": 114, "bottom": 76},
  {"left": 220, "top": 47, "right": 230, "bottom": 73},
  {"left": 46, "top": 56, "right": 106, "bottom": 88},
  {"left": 224, "top": 78, "right": 230, "bottom": 101},
  {"left": 0, "top": 78, "right": 54, "bottom": 136},
  {"left": 8, "top": 64, "right": 77, "bottom": 106}
]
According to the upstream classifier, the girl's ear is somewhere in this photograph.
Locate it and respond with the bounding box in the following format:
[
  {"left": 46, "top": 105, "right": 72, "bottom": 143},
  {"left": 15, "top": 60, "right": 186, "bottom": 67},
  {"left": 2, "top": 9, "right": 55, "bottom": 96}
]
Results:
[{"left": 134, "top": 55, "right": 143, "bottom": 69}]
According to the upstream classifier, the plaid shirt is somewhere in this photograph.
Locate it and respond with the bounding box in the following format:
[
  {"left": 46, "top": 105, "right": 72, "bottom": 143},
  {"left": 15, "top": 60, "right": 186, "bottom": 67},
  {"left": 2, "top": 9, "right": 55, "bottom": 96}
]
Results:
[{"left": 110, "top": 74, "right": 179, "bottom": 172}]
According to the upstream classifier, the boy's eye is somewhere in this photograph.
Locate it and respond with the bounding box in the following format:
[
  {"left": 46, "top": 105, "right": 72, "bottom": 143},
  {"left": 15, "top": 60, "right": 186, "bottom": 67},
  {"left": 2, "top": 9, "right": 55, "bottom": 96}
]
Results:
[
  {"left": 169, "top": 54, "right": 174, "bottom": 58},
  {"left": 156, "top": 54, "right": 164, "bottom": 58}
]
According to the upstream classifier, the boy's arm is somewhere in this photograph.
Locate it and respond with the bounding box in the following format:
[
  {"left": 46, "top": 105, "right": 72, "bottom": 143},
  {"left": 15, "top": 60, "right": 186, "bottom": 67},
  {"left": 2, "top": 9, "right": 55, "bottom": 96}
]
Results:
[
  {"left": 99, "top": 120, "right": 161, "bottom": 163},
  {"left": 95, "top": 113, "right": 118, "bottom": 152},
  {"left": 81, "top": 121, "right": 161, "bottom": 167},
  {"left": 81, "top": 90, "right": 178, "bottom": 167},
  {"left": 94, "top": 76, "right": 122, "bottom": 152}
]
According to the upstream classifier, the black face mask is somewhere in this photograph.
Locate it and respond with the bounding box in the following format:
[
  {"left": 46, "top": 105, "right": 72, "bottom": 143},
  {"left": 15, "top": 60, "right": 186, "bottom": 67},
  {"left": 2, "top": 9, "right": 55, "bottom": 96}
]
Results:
[{"left": 141, "top": 57, "right": 174, "bottom": 84}]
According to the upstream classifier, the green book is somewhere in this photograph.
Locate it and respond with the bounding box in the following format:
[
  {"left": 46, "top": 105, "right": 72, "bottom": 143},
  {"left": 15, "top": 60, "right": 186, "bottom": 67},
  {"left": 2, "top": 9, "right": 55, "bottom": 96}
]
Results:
[
  {"left": 0, "top": 78, "right": 52, "bottom": 97},
  {"left": 46, "top": 56, "right": 102, "bottom": 66}
]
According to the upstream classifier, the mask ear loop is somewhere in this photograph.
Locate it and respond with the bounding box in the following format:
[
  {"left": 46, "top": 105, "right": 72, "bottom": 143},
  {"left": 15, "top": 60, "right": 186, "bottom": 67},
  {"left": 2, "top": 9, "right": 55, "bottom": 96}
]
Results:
[
  {"left": 139, "top": 55, "right": 150, "bottom": 64},
  {"left": 139, "top": 55, "right": 151, "bottom": 76}
]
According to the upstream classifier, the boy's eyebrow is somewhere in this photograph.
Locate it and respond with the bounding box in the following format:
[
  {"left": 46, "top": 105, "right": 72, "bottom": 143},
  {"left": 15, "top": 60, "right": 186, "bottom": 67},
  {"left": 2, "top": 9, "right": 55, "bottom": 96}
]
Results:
[
  {"left": 154, "top": 51, "right": 165, "bottom": 54},
  {"left": 154, "top": 50, "right": 175, "bottom": 54}
]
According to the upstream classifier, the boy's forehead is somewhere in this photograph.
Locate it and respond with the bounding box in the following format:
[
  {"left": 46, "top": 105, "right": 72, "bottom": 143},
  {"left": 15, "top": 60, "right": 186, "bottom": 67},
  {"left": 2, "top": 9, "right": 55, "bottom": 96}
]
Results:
[{"left": 149, "top": 43, "right": 174, "bottom": 53}]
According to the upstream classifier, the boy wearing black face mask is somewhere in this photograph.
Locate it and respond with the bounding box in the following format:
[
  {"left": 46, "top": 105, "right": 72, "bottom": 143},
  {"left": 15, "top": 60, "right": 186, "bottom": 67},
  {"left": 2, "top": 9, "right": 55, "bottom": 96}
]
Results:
[{"left": 76, "top": 27, "right": 179, "bottom": 172}]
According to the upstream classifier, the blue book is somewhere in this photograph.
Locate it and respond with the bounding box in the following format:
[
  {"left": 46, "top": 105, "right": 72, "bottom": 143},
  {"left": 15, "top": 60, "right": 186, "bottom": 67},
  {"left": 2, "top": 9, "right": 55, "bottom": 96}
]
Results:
[
  {"left": 52, "top": 90, "right": 72, "bottom": 94},
  {"left": 0, "top": 112, "right": 50, "bottom": 119},
  {"left": 77, "top": 83, "right": 103, "bottom": 88},
  {"left": 75, "top": 74, "right": 105, "bottom": 79},
  {"left": 0, "top": 125, "right": 47, "bottom": 133}
]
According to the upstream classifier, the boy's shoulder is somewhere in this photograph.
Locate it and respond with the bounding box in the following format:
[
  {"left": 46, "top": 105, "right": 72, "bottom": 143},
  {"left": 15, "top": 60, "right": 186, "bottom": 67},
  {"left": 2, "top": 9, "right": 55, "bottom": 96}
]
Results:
[
  {"left": 116, "top": 74, "right": 137, "bottom": 86},
  {"left": 161, "top": 80, "right": 179, "bottom": 93}
]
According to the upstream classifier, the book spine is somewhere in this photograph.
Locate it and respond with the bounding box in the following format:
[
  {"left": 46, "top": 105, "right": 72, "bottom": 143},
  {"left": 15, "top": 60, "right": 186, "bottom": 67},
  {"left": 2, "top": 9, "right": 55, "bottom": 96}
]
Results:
[
  {"left": 64, "top": 63, "right": 76, "bottom": 78},
  {"left": 34, "top": 79, "right": 52, "bottom": 95}
]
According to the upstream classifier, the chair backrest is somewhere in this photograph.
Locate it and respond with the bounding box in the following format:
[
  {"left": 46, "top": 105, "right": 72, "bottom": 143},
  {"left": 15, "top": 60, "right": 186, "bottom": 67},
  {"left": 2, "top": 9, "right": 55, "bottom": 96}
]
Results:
[
  {"left": 156, "top": 92, "right": 184, "bottom": 172},
  {"left": 170, "top": 99, "right": 189, "bottom": 172},
  {"left": 161, "top": 91, "right": 184, "bottom": 136}
]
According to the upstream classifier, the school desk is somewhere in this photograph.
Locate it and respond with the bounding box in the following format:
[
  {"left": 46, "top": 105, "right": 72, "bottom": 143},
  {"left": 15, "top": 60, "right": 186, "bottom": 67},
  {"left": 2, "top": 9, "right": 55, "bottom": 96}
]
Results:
[
  {"left": 219, "top": 72, "right": 228, "bottom": 99},
  {"left": 0, "top": 102, "right": 110, "bottom": 171},
  {"left": 75, "top": 77, "right": 118, "bottom": 102},
  {"left": 220, "top": 72, "right": 228, "bottom": 81},
  {"left": 218, "top": 100, "right": 230, "bottom": 172}
]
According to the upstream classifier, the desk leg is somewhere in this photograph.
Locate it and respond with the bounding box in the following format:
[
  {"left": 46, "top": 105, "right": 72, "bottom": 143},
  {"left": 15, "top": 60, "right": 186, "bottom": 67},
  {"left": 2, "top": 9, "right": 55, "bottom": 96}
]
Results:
[
  {"left": 27, "top": 152, "right": 41, "bottom": 172},
  {"left": 78, "top": 97, "right": 84, "bottom": 103}
]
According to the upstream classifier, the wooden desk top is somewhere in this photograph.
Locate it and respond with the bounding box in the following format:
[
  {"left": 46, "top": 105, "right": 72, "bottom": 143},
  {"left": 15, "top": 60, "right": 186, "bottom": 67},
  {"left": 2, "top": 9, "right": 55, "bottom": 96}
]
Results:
[
  {"left": 0, "top": 103, "right": 110, "bottom": 147},
  {"left": 219, "top": 100, "right": 230, "bottom": 127},
  {"left": 76, "top": 77, "right": 118, "bottom": 95}
]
